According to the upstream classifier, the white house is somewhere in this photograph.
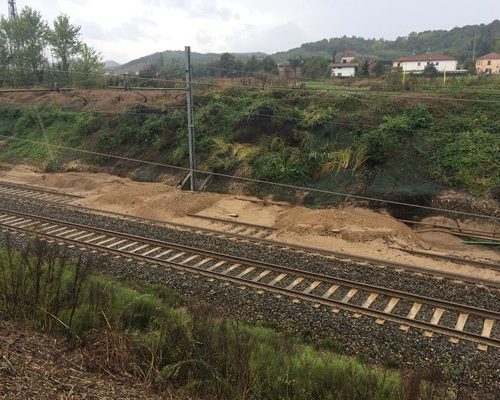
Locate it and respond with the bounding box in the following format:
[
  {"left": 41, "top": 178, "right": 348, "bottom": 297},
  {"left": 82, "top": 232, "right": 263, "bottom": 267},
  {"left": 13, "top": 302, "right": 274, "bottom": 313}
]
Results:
[
  {"left": 393, "top": 54, "right": 458, "bottom": 72},
  {"left": 330, "top": 63, "right": 357, "bottom": 78}
]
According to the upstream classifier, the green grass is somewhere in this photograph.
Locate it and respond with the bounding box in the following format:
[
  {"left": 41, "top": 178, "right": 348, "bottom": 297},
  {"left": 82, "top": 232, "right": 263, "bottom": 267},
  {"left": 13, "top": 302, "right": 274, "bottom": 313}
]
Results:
[{"left": 1, "top": 240, "right": 458, "bottom": 399}]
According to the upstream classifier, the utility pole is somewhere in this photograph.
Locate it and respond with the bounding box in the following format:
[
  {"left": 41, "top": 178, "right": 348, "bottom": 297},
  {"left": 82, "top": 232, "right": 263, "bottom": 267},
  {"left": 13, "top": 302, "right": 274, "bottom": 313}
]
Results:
[
  {"left": 185, "top": 46, "right": 196, "bottom": 191},
  {"left": 7, "top": 0, "right": 17, "bottom": 19},
  {"left": 472, "top": 30, "right": 478, "bottom": 61}
]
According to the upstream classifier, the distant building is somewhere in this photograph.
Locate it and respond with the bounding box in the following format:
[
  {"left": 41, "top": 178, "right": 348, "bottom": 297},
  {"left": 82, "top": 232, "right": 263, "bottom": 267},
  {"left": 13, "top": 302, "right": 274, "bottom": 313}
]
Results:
[
  {"left": 393, "top": 54, "right": 458, "bottom": 72},
  {"left": 476, "top": 52, "right": 500, "bottom": 74},
  {"left": 340, "top": 52, "right": 358, "bottom": 64},
  {"left": 330, "top": 63, "right": 357, "bottom": 78}
]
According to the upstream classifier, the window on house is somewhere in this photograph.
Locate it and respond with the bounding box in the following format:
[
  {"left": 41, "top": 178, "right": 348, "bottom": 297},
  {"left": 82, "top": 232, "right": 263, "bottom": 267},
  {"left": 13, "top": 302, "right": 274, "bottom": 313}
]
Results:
[
  {"left": 418, "top": 62, "right": 421, "bottom": 66},
  {"left": 436, "top": 62, "right": 439, "bottom": 65},
  {"left": 488, "top": 60, "right": 492, "bottom": 65}
]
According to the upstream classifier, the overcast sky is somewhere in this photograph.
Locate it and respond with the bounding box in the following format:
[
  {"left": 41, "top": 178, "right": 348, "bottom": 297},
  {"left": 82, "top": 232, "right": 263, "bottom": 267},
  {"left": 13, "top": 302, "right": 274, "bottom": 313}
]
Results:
[{"left": 8, "top": 0, "right": 500, "bottom": 63}]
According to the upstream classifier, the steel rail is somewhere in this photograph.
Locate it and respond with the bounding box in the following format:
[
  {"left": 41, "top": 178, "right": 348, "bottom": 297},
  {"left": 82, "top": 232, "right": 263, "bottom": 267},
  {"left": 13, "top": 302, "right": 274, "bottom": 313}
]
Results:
[
  {"left": 0, "top": 181, "right": 83, "bottom": 199},
  {"left": 0, "top": 208, "right": 498, "bottom": 350},
  {"left": 0, "top": 183, "right": 498, "bottom": 285},
  {"left": 0, "top": 207, "right": 498, "bottom": 318},
  {"left": 185, "top": 213, "right": 276, "bottom": 232}
]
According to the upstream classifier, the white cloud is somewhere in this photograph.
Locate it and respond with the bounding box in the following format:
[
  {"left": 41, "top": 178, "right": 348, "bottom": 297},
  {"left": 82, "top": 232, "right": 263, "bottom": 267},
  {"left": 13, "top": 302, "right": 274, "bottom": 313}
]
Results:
[{"left": 7, "top": 0, "right": 500, "bottom": 63}]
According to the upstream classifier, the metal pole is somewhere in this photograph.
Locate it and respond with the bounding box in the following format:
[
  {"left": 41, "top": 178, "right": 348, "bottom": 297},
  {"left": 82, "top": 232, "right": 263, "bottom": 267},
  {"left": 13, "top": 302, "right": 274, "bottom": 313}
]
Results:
[
  {"left": 472, "top": 30, "right": 478, "bottom": 61},
  {"left": 185, "top": 46, "right": 196, "bottom": 191}
]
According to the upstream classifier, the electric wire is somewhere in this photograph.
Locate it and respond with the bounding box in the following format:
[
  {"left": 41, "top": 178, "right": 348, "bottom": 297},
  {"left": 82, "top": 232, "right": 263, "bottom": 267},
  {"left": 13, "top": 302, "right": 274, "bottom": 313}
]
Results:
[{"left": 3, "top": 64, "right": 500, "bottom": 103}]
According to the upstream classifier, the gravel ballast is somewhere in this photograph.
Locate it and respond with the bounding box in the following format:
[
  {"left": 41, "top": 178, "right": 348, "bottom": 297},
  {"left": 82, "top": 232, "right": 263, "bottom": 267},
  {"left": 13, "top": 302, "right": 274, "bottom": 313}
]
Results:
[{"left": 1, "top": 231, "right": 499, "bottom": 399}]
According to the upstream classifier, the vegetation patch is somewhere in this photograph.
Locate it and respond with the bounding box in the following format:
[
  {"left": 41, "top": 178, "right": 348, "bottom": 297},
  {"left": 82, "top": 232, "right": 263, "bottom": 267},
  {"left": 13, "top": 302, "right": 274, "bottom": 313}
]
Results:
[
  {"left": 0, "top": 240, "right": 460, "bottom": 399},
  {"left": 0, "top": 87, "right": 498, "bottom": 199}
]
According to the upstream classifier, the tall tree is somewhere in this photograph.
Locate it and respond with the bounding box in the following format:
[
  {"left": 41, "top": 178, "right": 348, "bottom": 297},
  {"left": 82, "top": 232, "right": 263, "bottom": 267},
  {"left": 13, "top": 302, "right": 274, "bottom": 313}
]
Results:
[
  {"left": 361, "top": 60, "right": 369, "bottom": 76},
  {"left": 73, "top": 43, "right": 103, "bottom": 73},
  {"left": 219, "top": 52, "right": 236, "bottom": 76},
  {"left": 262, "top": 56, "right": 277, "bottom": 73},
  {"left": 49, "top": 14, "right": 82, "bottom": 72},
  {"left": 0, "top": 7, "right": 49, "bottom": 83}
]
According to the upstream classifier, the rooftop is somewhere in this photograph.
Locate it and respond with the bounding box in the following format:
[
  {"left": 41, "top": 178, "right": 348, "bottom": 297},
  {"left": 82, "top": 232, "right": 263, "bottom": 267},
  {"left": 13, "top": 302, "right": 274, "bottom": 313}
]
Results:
[
  {"left": 395, "top": 53, "right": 456, "bottom": 63},
  {"left": 330, "top": 63, "right": 359, "bottom": 68},
  {"left": 477, "top": 52, "right": 500, "bottom": 60}
]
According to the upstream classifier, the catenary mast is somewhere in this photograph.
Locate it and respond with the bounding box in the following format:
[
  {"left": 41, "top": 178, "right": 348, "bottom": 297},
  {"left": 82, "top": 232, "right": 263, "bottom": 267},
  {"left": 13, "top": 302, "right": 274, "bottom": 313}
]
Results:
[{"left": 8, "top": 0, "right": 18, "bottom": 19}]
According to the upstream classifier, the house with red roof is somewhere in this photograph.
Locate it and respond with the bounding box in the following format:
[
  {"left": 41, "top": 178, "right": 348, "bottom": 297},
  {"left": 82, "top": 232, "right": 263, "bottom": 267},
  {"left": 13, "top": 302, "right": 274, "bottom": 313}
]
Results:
[
  {"left": 392, "top": 53, "right": 458, "bottom": 72},
  {"left": 476, "top": 52, "right": 500, "bottom": 74}
]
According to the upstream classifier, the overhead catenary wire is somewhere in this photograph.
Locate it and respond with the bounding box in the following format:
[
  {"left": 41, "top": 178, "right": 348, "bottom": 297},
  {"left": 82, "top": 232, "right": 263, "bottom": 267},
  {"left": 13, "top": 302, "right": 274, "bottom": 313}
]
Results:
[
  {"left": 0, "top": 64, "right": 187, "bottom": 85},
  {"left": 2, "top": 64, "right": 500, "bottom": 103},
  {"left": 0, "top": 133, "right": 498, "bottom": 222},
  {"left": 194, "top": 65, "right": 500, "bottom": 94}
]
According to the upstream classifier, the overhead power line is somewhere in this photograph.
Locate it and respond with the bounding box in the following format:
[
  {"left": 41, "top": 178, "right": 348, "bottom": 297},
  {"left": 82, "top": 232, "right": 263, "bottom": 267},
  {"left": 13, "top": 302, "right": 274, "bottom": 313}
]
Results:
[
  {"left": 2, "top": 64, "right": 500, "bottom": 103},
  {"left": 0, "top": 133, "right": 497, "bottom": 222}
]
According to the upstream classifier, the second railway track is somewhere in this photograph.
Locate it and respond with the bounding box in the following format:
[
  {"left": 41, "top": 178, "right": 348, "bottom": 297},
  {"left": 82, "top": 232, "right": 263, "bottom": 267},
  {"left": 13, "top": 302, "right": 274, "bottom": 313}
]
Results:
[
  {"left": 0, "top": 207, "right": 499, "bottom": 352},
  {"left": 0, "top": 180, "right": 498, "bottom": 284}
]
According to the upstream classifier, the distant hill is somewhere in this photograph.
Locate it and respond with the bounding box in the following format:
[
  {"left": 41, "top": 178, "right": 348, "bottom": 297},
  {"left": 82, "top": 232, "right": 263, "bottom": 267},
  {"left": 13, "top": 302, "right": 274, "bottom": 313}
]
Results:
[
  {"left": 112, "top": 50, "right": 266, "bottom": 73},
  {"left": 275, "top": 20, "right": 500, "bottom": 63},
  {"left": 111, "top": 20, "right": 499, "bottom": 73},
  {"left": 104, "top": 60, "right": 120, "bottom": 70}
]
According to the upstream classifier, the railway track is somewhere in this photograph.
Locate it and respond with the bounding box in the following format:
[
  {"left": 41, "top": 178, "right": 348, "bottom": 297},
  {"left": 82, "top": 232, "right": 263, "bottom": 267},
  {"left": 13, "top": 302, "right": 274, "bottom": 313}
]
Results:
[
  {"left": 0, "top": 207, "right": 499, "bottom": 351},
  {"left": 185, "top": 213, "right": 276, "bottom": 239},
  {"left": 0, "top": 181, "right": 83, "bottom": 204},
  {"left": 0, "top": 180, "right": 498, "bottom": 286}
]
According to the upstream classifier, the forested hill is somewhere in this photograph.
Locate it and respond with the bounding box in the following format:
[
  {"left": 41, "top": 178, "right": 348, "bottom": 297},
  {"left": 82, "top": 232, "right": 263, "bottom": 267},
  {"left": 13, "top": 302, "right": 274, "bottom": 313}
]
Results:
[
  {"left": 114, "top": 50, "right": 266, "bottom": 73},
  {"left": 114, "top": 20, "right": 499, "bottom": 72},
  {"left": 275, "top": 20, "right": 500, "bottom": 62}
]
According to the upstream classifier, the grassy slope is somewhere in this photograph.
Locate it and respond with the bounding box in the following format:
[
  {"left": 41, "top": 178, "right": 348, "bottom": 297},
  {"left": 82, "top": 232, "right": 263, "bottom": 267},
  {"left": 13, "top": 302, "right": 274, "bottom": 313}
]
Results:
[
  {"left": 0, "top": 243, "right": 410, "bottom": 400},
  {"left": 0, "top": 85, "right": 498, "bottom": 201}
]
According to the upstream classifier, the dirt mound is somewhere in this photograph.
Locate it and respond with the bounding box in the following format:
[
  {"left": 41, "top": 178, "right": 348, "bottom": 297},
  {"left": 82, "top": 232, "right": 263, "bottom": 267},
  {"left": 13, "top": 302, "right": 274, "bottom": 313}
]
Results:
[
  {"left": 0, "top": 89, "right": 185, "bottom": 113},
  {"left": 275, "top": 206, "right": 417, "bottom": 245},
  {"left": 81, "top": 183, "right": 222, "bottom": 219}
]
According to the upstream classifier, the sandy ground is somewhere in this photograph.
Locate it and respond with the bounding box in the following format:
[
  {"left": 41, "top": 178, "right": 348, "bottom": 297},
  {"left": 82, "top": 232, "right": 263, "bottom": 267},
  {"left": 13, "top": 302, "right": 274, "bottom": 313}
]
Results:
[{"left": 0, "top": 164, "right": 499, "bottom": 283}]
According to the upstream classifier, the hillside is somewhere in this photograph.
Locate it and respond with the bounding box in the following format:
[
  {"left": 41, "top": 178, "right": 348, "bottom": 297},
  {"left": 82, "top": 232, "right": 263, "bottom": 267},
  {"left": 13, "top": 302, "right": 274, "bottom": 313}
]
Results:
[
  {"left": 114, "top": 50, "right": 267, "bottom": 73},
  {"left": 275, "top": 20, "right": 500, "bottom": 63},
  {"left": 114, "top": 20, "right": 500, "bottom": 72},
  {"left": 0, "top": 86, "right": 498, "bottom": 212}
]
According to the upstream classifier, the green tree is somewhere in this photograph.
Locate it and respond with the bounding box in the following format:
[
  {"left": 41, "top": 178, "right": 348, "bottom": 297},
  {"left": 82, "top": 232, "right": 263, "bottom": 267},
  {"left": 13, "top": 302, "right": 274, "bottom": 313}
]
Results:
[
  {"left": 219, "top": 52, "right": 236, "bottom": 76},
  {"left": 0, "top": 7, "right": 49, "bottom": 83},
  {"left": 262, "top": 56, "right": 277, "bottom": 73},
  {"left": 423, "top": 63, "right": 438, "bottom": 77},
  {"left": 245, "top": 55, "right": 260, "bottom": 73},
  {"left": 48, "top": 14, "right": 82, "bottom": 72},
  {"left": 302, "top": 56, "right": 330, "bottom": 79},
  {"left": 72, "top": 43, "right": 103, "bottom": 87},
  {"left": 361, "top": 60, "right": 369, "bottom": 76},
  {"left": 372, "top": 60, "right": 386, "bottom": 76}
]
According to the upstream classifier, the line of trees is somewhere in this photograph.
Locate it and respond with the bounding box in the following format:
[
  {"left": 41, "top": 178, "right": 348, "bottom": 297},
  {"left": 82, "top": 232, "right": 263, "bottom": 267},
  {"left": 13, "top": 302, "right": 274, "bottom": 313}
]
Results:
[
  {"left": 137, "top": 52, "right": 393, "bottom": 82},
  {"left": 0, "top": 7, "right": 103, "bottom": 87}
]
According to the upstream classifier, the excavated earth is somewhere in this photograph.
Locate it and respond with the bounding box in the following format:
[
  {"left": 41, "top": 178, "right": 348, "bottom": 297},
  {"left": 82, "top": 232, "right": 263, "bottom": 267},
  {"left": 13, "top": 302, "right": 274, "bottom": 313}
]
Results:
[{"left": 0, "top": 195, "right": 499, "bottom": 398}]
